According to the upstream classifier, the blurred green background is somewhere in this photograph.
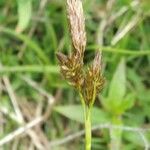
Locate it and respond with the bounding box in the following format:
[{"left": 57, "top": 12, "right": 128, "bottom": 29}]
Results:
[{"left": 0, "top": 0, "right": 150, "bottom": 149}]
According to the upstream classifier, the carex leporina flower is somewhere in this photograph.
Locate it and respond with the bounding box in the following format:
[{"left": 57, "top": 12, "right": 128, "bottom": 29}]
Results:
[
  {"left": 57, "top": 0, "right": 105, "bottom": 106},
  {"left": 56, "top": 0, "right": 105, "bottom": 149}
]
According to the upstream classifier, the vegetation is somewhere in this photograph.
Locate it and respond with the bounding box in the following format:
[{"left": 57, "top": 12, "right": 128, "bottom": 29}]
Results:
[{"left": 0, "top": 0, "right": 150, "bottom": 150}]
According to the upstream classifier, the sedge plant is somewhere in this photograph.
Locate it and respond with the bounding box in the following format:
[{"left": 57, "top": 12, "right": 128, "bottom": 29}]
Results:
[{"left": 56, "top": 0, "right": 105, "bottom": 149}]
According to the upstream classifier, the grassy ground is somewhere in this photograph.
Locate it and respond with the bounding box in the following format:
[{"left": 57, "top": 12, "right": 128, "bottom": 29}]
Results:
[{"left": 0, "top": 0, "right": 150, "bottom": 149}]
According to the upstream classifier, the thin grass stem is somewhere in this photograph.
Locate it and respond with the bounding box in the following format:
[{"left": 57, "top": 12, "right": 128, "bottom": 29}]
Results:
[
  {"left": 0, "top": 65, "right": 59, "bottom": 74},
  {"left": 88, "top": 45, "right": 150, "bottom": 56},
  {"left": 85, "top": 106, "right": 91, "bottom": 150}
]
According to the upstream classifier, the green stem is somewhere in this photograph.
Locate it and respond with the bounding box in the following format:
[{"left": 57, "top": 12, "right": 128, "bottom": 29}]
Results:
[
  {"left": 85, "top": 106, "right": 91, "bottom": 150},
  {"left": 79, "top": 92, "right": 92, "bottom": 150},
  {"left": 87, "top": 45, "right": 150, "bottom": 56},
  {"left": 110, "top": 116, "right": 122, "bottom": 150},
  {"left": 0, "top": 65, "right": 59, "bottom": 74}
]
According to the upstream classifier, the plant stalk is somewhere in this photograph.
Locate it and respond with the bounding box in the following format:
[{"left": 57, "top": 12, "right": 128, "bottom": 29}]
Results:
[
  {"left": 85, "top": 106, "right": 91, "bottom": 150},
  {"left": 110, "top": 116, "right": 122, "bottom": 150},
  {"left": 79, "top": 91, "right": 92, "bottom": 150}
]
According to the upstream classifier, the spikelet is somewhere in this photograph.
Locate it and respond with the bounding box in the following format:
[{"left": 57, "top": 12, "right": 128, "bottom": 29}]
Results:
[
  {"left": 56, "top": 52, "right": 83, "bottom": 88},
  {"left": 57, "top": 0, "right": 86, "bottom": 89},
  {"left": 82, "top": 52, "right": 105, "bottom": 106},
  {"left": 67, "top": 0, "right": 86, "bottom": 57}
]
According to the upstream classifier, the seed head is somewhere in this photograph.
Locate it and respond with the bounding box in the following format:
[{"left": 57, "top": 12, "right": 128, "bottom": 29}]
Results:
[
  {"left": 56, "top": 0, "right": 105, "bottom": 106},
  {"left": 82, "top": 52, "right": 105, "bottom": 106},
  {"left": 56, "top": 52, "right": 84, "bottom": 88},
  {"left": 67, "top": 0, "right": 87, "bottom": 56}
]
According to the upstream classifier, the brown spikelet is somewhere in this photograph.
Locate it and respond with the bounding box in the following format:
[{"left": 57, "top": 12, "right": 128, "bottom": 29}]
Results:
[
  {"left": 67, "top": 0, "right": 86, "bottom": 56},
  {"left": 92, "top": 52, "right": 105, "bottom": 95},
  {"left": 82, "top": 52, "right": 105, "bottom": 106},
  {"left": 56, "top": 52, "right": 84, "bottom": 88},
  {"left": 92, "top": 52, "right": 102, "bottom": 75}
]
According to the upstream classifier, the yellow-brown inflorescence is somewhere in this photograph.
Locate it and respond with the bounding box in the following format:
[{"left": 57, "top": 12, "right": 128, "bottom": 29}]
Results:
[
  {"left": 56, "top": 52, "right": 84, "bottom": 88},
  {"left": 56, "top": 0, "right": 105, "bottom": 106},
  {"left": 82, "top": 52, "right": 105, "bottom": 106}
]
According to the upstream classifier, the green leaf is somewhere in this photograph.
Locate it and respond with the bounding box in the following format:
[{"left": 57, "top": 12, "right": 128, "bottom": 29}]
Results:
[
  {"left": 54, "top": 105, "right": 109, "bottom": 125},
  {"left": 124, "top": 132, "right": 145, "bottom": 147},
  {"left": 16, "top": 0, "right": 32, "bottom": 33},
  {"left": 108, "top": 58, "right": 126, "bottom": 107},
  {"left": 122, "top": 93, "right": 135, "bottom": 111},
  {"left": 113, "top": 93, "right": 135, "bottom": 115}
]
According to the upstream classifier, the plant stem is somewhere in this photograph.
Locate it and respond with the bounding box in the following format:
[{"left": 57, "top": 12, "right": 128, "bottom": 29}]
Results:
[
  {"left": 87, "top": 45, "right": 150, "bottom": 56},
  {"left": 0, "top": 65, "right": 59, "bottom": 74},
  {"left": 110, "top": 116, "right": 122, "bottom": 150},
  {"left": 85, "top": 106, "right": 91, "bottom": 150},
  {"left": 79, "top": 92, "right": 92, "bottom": 150}
]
